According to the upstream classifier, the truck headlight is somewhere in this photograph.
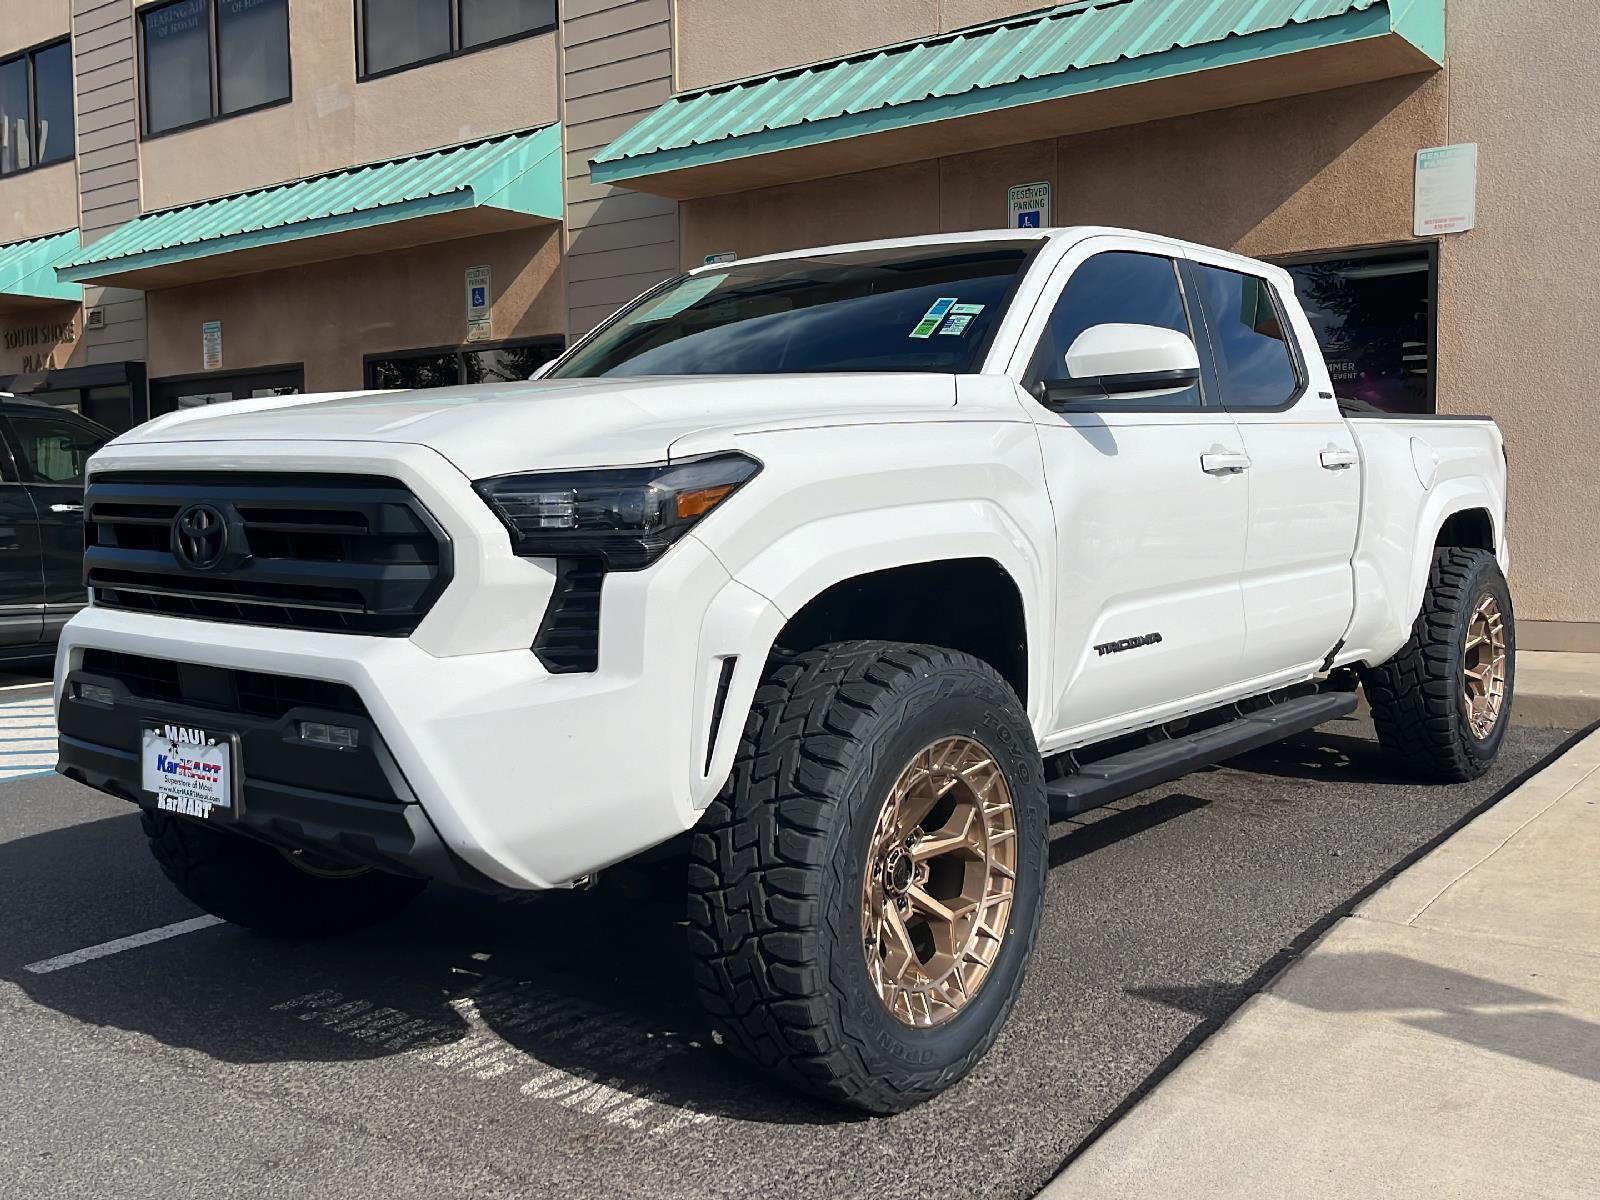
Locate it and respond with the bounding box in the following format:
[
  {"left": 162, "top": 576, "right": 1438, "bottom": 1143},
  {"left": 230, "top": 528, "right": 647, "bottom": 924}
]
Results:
[{"left": 474, "top": 452, "right": 761, "bottom": 570}]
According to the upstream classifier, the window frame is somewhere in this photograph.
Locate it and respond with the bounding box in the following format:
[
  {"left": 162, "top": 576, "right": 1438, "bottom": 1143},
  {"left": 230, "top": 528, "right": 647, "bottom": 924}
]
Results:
[
  {"left": 0, "top": 36, "right": 75, "bottom": 179},
  {"left": 354, "top": 0, "right": 558, "bottom": 83},
  {"left": 1021, "top": 248, "right": 1215, "bottom": 415},
  {"left": 136, "top": 0, "right": 294, "bottom": 140},
  {"left": 1269, "top": 241, "right": 1439, "bottom": 416},
  {"left": 363, "top": 335, "right": 567, "bottom": 389},
  {"left": 1179, "top": 258, "right": 1307, "bottom": 415}
]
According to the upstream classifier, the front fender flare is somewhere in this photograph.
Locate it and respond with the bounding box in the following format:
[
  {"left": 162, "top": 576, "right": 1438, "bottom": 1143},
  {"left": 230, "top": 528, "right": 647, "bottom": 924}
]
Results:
[{"left": 687, "top": 502, "right": 1049, "bottom": 802}]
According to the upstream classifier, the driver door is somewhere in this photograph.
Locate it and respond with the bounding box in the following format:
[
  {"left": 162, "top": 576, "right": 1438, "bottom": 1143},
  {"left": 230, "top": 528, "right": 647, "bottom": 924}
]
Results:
[{"left": 1019, "top": 238, "right": 1250, "bottom": 742}]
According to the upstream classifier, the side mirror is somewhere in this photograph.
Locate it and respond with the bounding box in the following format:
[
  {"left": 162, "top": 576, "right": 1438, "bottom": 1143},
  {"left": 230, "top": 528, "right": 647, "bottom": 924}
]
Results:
[{"left": 1037, "top": 322, "right": 1200, "bottom": 405}]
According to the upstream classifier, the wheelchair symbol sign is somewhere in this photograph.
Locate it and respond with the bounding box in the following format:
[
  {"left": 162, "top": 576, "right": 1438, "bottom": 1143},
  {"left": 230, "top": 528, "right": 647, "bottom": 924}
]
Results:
[{"left": 470, "top": 286, "right": 487, "bottom": 308}]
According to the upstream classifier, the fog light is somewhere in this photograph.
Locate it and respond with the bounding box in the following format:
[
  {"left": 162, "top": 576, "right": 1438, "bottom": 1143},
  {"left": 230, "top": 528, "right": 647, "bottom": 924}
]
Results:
[
  {"left": 76, "top": 682, "right": 114, "bottom": 706},
  {"left": 299, "top": 721, "right": 359, "bottom": 748}
]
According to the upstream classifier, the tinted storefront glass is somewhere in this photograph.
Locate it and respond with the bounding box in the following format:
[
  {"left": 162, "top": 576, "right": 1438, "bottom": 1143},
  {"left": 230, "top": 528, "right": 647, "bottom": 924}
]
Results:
[
  {"left": 367, "top": 340, "right": 565, "bottom": 390},
  {"left": 1284, "top": 249, "right": 1433, "bottom": 414}
]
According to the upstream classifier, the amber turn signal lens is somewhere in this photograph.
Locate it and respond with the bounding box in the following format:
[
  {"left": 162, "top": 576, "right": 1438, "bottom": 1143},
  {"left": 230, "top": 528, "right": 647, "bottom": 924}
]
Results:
[{"left": 676, "top": 484, "right": 736, "bottom": 520}]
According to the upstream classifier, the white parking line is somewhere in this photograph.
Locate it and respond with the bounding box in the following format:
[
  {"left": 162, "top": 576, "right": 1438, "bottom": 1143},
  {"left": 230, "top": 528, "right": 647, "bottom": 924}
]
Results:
[{"left": 23, "top": 915, "right": 226, "bottom": 974}]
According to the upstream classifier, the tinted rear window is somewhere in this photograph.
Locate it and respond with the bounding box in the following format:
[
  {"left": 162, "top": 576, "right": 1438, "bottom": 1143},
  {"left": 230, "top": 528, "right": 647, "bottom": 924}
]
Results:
[{"left": 550, "top": 243, "right": 1041, "bottom": 379}]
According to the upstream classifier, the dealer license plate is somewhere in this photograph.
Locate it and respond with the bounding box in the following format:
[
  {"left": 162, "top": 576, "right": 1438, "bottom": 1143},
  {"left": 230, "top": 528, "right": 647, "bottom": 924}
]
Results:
[{"left": 141, "top": 725, "right": 234, "bottom": 819}]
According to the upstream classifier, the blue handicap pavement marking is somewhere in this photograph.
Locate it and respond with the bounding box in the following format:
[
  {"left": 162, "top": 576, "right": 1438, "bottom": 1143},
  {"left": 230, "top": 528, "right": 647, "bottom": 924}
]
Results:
[{"left": 0, "top": 698, "right": 59, "bottom": 781}]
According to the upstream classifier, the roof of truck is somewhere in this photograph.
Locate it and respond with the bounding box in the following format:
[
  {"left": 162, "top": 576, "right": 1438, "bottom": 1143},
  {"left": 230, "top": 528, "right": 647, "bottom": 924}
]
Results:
[{"left": 687, "top": 227, "right": 1284, "bottom": 281}]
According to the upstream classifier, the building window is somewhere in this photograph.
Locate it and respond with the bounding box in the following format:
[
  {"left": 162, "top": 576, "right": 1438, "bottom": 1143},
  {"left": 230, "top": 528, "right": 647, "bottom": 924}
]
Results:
[
  {"left": 0, "top": 38, "right": 75, "bottom": 175},
  {"left": 140, "top": 0, "right": 291, "bottom": 136},
  {"left": 1279, "top": 246, "right": 1435, "bottom": 414},
  {"left": 358, "top": 0, "right": 557, "bottom": 80},
  {"left": 366, "top": 339, "right": 565, "bottom": 390}
]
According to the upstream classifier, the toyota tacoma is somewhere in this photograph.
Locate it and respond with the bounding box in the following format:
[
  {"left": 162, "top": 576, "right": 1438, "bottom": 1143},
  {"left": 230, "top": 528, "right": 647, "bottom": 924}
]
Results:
[{"left": 56, "top": 227, "right": 1514, "bottom": 1112}]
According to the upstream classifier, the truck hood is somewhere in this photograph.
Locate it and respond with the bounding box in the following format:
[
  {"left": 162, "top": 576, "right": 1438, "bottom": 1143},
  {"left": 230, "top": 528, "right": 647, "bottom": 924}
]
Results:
[{"left": 115, "top": 375, "right": 958, "bottom": 478}]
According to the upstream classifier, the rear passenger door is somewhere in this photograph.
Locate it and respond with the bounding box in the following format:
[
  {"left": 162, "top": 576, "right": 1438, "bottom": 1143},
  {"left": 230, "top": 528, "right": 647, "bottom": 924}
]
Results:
[
  {"left": 0, "top": 453, "right": 44, "bottom": 648},
  {"left": 1183, "top": 255, "right": 1360, "bottom": 681},
  {"left": 2, "top": 411, "right": 109, "bottom": 636},
  {"left": 1020, "top": 238, "right": 1251, "bottom": 738}
]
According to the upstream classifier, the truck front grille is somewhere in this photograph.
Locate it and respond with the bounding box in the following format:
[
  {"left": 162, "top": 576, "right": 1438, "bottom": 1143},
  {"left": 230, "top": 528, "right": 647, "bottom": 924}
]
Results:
[{"left": 85, "top": 472, "right": 451, "bottom": 636}]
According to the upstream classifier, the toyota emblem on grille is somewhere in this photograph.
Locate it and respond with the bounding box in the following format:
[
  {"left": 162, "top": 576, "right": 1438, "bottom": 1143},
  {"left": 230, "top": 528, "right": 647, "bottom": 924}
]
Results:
[{"left": 172, "top": 502, "right": 231, "bottom": 571}]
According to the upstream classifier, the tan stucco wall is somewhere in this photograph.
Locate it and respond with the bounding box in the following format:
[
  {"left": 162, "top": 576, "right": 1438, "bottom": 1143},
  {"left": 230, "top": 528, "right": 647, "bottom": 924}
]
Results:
[
  {"left": 145, "top": 226, "right": 564, "bottom": 391},
  {"left": 139, "top": 0, "right": 558, "bottom": 211},
  {"left": 2, "top": 161, "right": 80, "bottom": 243},
  {"left": 681, "top": 73, "right": 1445, "bottom": 266},
  {"left": 675, "top": 0, "right": 1049, "bottom": 90},
  {"left": 1, "top": 0, "right": 70, "bottom": 57},
  {"left": 1433, "top": 0, "right": 1600, "bottom": 627}
]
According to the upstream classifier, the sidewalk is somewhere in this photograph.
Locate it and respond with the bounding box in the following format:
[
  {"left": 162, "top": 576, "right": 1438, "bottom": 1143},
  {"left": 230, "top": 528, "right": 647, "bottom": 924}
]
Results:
[
  {"left": 1516, "top": 652, "right": 1600, "bottom": 729},
  {"left": 1045, "top": 724, "right": 1600, "bottom": 1200}
]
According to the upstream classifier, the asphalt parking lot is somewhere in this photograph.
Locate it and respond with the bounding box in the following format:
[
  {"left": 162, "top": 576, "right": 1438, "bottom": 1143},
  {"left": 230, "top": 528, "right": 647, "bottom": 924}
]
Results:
[{"left": 0, "top": 702, "right": 1576, "bottom": 1200}]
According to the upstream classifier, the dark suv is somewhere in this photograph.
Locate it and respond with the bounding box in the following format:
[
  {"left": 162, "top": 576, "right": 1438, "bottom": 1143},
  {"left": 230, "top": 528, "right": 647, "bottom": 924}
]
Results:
[{"left": 0, "top": 400, "right": 112, "bottom": 662}]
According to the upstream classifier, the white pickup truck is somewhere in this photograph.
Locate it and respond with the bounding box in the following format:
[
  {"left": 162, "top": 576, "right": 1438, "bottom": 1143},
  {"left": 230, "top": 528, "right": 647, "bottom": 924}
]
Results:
[{"left": 56, "top": 227, "right": 1513, "bottom": 1112}]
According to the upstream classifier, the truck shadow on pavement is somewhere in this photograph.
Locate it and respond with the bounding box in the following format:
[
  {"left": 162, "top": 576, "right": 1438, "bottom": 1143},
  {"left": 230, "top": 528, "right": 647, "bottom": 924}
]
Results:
[{"left": 0, "top": 810, "right": 841, "bottom": 1125}]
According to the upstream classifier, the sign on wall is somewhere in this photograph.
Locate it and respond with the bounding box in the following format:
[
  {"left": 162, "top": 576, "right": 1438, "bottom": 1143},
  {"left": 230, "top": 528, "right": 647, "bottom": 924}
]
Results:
[
  {"left": 466, "top": 265, "right": 492, "bottom": 343},
  {"left": 704, "top": 251, "right": 737, "bottom": 265},
  {"left": 2, "top": 318, "right": 76, "bottom": 373},
  {"left": 1008, "top": 181, "right": 1052, "bottom": 229},
  {"left": 201, "top": 320, "right": 223, "bottom": 370},
  {"left": 1414, "top": 144, "right": 1477, "bottom": 236}
]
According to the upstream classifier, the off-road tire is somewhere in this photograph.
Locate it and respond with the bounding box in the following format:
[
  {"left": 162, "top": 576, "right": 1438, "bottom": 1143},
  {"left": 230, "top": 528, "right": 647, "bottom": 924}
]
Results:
[
  {"left": 1361, "top": 547, "right": 1515, "bottom": 782},
  {"left": 142, "top": 811, "right": 428, "bottom": 936},
  {"left": 687, "top": 641, "right": 1048, "bottom": 1113}
]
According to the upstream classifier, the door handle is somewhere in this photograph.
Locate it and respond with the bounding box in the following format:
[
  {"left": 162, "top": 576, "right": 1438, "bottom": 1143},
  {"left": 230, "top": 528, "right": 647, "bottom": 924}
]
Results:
[
  {"left": 50, "top": 503, "right": 83, "bottom": 514},
  {"left": 1200, "top": 447, "right": 1252, "bottom": 475},
  {"left": 1319, "top": 446, "right": 1359, "bottom": 470}
]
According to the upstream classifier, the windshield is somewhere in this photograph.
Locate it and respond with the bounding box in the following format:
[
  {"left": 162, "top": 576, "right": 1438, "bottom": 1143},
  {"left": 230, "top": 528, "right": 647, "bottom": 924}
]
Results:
[{"left": 549, "top": 241, "right": 1041, "bottom": 379}]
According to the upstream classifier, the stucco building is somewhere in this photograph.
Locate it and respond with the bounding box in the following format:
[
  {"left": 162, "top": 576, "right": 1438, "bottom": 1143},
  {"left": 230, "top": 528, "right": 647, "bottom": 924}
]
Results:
[{"left": 0, "top": 0, "right": 1595, "bottom": 649}]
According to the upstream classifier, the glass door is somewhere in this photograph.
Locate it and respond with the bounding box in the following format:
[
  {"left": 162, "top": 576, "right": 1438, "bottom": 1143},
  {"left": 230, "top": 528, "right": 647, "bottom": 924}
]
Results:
[{"left": 150, "top": 366, "right": 304, "bottom": 416}]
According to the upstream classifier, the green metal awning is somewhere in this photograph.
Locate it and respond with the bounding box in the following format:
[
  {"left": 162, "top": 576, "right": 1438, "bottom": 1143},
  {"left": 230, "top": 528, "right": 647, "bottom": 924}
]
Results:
[
  {"left": 592, "top": 0, "right": 1444, "bottom": 198},
  {"left": 58, "top": 124, "right": 564, "bottom": 289},
  {"left": 0, "top": 229, "right": 83, "bottom": 309}
]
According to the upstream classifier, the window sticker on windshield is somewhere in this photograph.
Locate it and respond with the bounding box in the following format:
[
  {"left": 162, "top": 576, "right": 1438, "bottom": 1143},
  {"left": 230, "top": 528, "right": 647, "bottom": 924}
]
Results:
[
  {"left": 634, "top": 273, "right": 728, "bottom": 322},
  {"left": 950, "top": 303, "right": 985, "bottom": 316},
  {"left": 937, "top": 313, "right": 975, "bottom": 336},
  {"left": 910, "top": 297, "right": 959, "bottom": 339}
]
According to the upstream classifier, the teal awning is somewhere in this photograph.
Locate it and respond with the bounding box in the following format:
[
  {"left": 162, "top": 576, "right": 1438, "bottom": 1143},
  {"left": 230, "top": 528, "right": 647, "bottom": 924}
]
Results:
[
  {"left": 58, "top": 124, "right": 564, "bottom": 288},
  {"left": 0, "top": 229, "right": 82, "bottom": 308},
  {"left": 593, "top": 0, "right": 1443, "bottom": 197}
]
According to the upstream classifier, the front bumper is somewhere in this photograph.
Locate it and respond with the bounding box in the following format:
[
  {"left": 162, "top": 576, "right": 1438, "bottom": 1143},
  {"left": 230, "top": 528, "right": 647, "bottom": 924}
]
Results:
[{"left": 56, "top": 533, "right": 783, "bottom": 890}]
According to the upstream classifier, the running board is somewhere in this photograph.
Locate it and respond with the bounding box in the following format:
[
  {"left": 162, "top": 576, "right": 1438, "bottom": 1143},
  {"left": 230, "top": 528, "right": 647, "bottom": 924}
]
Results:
[{"left": 1045, "top": 692, "right": 1358, "bottom": 818}]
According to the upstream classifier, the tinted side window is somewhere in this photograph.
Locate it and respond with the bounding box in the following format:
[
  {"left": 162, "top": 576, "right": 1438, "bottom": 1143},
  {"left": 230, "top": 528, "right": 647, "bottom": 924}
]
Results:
[
  {"left": 6, "top": 416, "right": 107, "bottom": 485},
  {"left": 1191, "top": 264, "right": 1300, "bottom": 409},
  {"left": 1026, "top": 251, "right": 1199, "bottom": 405}
]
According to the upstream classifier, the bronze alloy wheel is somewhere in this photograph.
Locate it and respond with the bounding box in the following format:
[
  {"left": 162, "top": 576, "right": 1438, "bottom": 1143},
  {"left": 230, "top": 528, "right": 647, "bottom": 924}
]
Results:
[
  {"left": 862, "top": 736, "right": 1018, "bottom": 1028},
  {"left": 1463, "top": 592, "right": 1509, "bottom": 739}
]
